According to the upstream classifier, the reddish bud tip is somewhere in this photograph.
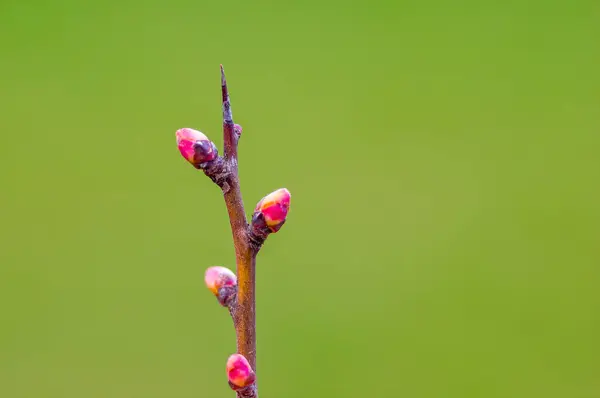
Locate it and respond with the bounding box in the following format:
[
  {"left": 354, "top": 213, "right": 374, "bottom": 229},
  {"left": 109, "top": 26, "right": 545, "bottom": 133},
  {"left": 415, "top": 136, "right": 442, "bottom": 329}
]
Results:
[
  {"left": 227, "top": 354, "right": 256, "bottom": 390},
  {"left": 176, "top": 128, "right": 218, "bottom": 168},
  {"left": 253, "top": 188, "right": 291, "bottom": 233},
  {"left": 234, "top": 124, "right": 242, "bottom": 137},
  {"left": 205, "top": 266, "right": 236, "bottom": 296}
]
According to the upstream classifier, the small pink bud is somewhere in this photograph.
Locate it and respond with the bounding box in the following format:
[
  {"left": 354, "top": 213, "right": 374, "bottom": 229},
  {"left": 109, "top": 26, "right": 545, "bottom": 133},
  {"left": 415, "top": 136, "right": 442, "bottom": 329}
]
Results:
[
  {"left": 176, "top": 128, "right": 218, "bottom": 168},
  {"left": 227, "top": 354, "right": 256, "bottom": 390},
  {"left": 205, "top": 266, "right": 237, "bottom": 306},
  {"left": 234, "top": 124, "right": 242, "bottom": 137},
  {"left": 252, "top": 188, "right": 291, "bottom": 233}
]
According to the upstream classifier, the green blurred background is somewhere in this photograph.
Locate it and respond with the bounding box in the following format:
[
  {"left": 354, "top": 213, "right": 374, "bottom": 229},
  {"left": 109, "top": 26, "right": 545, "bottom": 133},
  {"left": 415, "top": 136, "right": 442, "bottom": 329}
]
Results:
[{"left": 1, "top": 0, "right": 599, "bottom": 397}]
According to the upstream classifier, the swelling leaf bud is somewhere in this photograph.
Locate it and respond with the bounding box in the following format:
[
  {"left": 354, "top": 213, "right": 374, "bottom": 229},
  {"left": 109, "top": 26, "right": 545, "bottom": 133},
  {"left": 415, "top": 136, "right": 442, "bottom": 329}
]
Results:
[
  {"left": 176, "top": 128, "right": 218, "bottom": 168},
  {"left": 205, "top": 266, "right": 237, "bottom": 306},
  {"left": 226, "top": 354, "right": 256, "bottom": 390},
  {"left": 252, "top": 188, "right": 291, "bottom": 234},
  {"left": 234, "top": 124, "right": 243, "bottom": 138}
]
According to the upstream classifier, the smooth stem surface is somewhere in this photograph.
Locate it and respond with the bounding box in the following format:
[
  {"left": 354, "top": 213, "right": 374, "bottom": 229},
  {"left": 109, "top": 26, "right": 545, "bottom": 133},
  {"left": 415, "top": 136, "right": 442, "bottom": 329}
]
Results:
[
  {"left": 234, "top": 253, "right": 257, "bottom": 370},
  {"left": 220, "top": 66, "right": 258, "bottom": 383}
]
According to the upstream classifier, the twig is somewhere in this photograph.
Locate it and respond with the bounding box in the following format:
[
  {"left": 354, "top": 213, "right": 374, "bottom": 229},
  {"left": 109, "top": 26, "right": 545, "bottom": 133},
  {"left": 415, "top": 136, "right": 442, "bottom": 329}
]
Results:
[
  {"left": 219, "top": 65, "right": 257, "bottom": 376},
  {"left": 175, "top": 66, "right": 291, "bottom": 397}
]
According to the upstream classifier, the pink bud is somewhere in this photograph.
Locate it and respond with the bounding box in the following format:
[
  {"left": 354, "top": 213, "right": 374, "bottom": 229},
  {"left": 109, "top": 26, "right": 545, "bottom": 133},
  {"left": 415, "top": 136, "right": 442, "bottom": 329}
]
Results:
[
  {"left": 227, "top": 354, "right": 256, "bottom": 390},
  {"left": 253, "top": 188, "right": 291, "bottom": 233},
  {"left": 205, "top": 267, "right": 237, "bottom": 306},
  {"left": 176, "top": 128, "right": 218, "bottom": 168},
  {"left": 234, "top": 124, "right": 243, "bottom": 137}
]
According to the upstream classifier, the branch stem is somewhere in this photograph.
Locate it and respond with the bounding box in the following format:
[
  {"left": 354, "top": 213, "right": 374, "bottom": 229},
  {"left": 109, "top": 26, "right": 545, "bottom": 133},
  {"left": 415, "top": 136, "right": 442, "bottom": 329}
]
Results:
[
  {"left": 220, "top": 65, "right": 258, "bottom": 396},
  {"left": 234, "top": 253, "right": 257, "bottom": 370}
]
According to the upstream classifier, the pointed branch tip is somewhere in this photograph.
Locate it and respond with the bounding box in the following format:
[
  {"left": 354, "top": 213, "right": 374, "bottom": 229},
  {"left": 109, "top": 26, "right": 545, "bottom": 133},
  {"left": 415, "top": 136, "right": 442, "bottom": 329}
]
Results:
[{"left": 221, "top": 65, "right": 233, "bottom": 125}]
